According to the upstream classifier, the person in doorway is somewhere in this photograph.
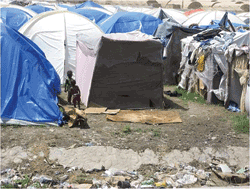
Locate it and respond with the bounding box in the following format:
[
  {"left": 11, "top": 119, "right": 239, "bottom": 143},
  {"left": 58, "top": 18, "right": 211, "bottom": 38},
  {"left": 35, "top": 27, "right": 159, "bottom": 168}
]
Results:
[
  {"left": 69, "top": 80, "right": 81, "bottom": 109},
  {"left": 65, "top": 70, "right": 74, "bottom": 104}
]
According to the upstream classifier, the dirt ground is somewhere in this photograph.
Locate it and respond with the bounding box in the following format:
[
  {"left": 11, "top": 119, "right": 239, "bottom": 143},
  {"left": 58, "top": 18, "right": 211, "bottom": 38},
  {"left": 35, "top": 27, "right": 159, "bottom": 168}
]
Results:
[{"left": 1, "top": 86, "right": 249, "bottom": 187}]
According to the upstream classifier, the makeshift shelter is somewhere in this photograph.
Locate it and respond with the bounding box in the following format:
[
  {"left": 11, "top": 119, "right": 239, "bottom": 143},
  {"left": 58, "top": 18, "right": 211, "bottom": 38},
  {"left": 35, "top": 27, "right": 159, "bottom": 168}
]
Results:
[
  {"left": 100, "top": 12, "right": 162, "bottom": 35},
  {"left": 0, "top": 6, "right": 34, "bottom": 30},
  {"left": 183, "top": 11, "right": 246, "bottom": 28},
  {"left": 178, "top": 30, "right": 249, "bottom": 111},
  {"left": 76, "top": 31, "right": 164, "bottom": 109},
  {"left": 71, "top": 8, "right": 110, "bottom": 25},
  {"left": 19, "top": 10, "right": 104, "bottom": 83},
  {"left": 154, "top": 21, "right": 202, "bottom": 85},
  {"left": 1, "top": 22, "right": 62, "bottom": 126}
]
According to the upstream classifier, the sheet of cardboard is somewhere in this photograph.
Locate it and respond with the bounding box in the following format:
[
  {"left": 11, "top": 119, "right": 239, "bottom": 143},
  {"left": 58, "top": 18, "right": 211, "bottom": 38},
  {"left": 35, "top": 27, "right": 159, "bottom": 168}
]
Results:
[
  {"left": 107, "top": 110, "right": 182, "bottom": 124},
  {"left": 84, "top": 107, "right": 107, "bottom": 114}
]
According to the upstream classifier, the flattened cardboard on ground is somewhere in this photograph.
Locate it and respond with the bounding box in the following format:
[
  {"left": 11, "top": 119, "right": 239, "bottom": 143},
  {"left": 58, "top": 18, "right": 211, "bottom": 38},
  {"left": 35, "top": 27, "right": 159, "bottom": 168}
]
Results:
[
  {"left": 103, "top": 109, "right": 120, "bottom": 114},
  {"left": 84, "top": 107, "right": 107, "bottom": 114},
  {"left": 106, "top": 110, "right": 182, "bottom": 124}
]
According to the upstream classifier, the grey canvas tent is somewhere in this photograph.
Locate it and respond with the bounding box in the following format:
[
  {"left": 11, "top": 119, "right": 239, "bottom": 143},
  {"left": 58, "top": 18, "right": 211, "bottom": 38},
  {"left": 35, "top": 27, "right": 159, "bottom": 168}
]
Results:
[{"left": 76, "top": 31, "right": 164, "bottom": 109}]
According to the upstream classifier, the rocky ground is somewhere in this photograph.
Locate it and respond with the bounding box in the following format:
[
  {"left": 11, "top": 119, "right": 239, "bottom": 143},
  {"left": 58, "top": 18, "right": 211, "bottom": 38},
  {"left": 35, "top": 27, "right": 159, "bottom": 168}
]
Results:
[{"left": 1, "top": 86, "right": 249, "bottom": 188}]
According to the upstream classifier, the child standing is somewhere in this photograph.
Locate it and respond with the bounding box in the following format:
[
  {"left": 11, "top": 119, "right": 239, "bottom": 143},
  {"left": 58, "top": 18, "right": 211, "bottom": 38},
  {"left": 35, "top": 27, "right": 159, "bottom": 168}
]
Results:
[
  {"left": 69, "top": 80, "right": 81, "bottom": 109},
  {"left": 65, "top": 70, "right": 74, "bottom": 104}
]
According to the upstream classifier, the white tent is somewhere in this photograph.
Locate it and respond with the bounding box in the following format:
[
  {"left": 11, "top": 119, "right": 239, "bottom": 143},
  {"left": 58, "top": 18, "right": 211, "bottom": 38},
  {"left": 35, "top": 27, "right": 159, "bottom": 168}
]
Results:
[
  {"left": 182, "top": 11, "right": 245, "bottom": 27},
  {"left": 0, "top": 4, "right": 37, "bottom": 17},
  {"left": 237, "top": 12, "right": 250, "bottom": 24},
  {"left": 19, "top": 10, "right": 104, "bottom": 83},
  {"left": 162, "top": 9, "right": 187, "bottom": 24}
]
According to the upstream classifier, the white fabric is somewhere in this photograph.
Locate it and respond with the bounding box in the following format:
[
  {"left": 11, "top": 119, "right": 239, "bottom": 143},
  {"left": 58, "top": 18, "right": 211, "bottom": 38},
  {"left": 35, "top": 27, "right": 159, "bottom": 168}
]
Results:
[
  {"left": 19, "top": 10, "right": 104, "bottom": 83},
  {"left": 183, "top": 11, "right": 245, "bottom": 27}
]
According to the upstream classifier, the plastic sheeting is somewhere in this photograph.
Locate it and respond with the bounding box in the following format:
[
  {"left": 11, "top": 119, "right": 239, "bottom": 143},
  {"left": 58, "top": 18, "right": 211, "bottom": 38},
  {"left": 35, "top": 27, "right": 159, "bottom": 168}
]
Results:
[
  {"left": 75, "top": 0, "right": 105, "bottom": 9},
  {"left": 76, "top": 31, "right": 163, "bottom": 109},
  {"left": 19, "top": 10, "right": 104, "bottom": 83},
  {"left": 179, "top": 31, "right": 250, "bottom": 104},
  {"left": 183, "top": 11, "right": 245, "bottom": 28},
  {"left": 72, "top": 8, "right": 110, "bottom": 25},
  {"left": 0, "top": 22, "right": 62, "bottom": 126},
  {"left": 0, "top": 7, "right": 33, "bottom": 30},
  {"left": 100, "top": 12, "right": 162, "bottom": 35},
  {"left": 26, "top": 4, "right": 54, "bottom": 14}
]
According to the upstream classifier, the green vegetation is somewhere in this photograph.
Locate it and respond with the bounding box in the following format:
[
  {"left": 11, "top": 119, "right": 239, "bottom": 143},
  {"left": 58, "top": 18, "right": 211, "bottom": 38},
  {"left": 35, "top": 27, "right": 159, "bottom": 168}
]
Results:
[
  {"left": 153, "top": 129, "right": 160, "bottom": 137},
  {"left": 175, "top": 88, "right": 206, "bottom": 104},
  {"left": 14, "top": 174, "right": 30, "bottom": 188},
  {"left": 231, "top": 113, "right": 249, "bottom": 134},
  {"left": 123, "top": 125, "right": 132, "bottom": 134},
  {"left": 135, "top": 128, "right": 143, "bottom": 133}
]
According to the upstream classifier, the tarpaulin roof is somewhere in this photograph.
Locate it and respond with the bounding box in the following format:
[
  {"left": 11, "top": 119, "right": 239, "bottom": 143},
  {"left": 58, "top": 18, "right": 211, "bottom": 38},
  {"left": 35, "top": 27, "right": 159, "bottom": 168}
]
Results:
[
  {"left": 75, "top": 0, "right": 104, "bottom": 9},
  {"left": 19, "top": 10, "right": 104, "bottom": 83},
  {"left": 72, "top": 8, "right": 110, "bottom": 25},
  {"left": 0, "top": 22, "right": 62, "bottom": 126},
  {"left": 26, "top": 4, "right": 54, "bottom": 14},
  {"left": 0, "top": 4, "right": 37, "bottom": 17},
  {"left": 76, "top": 31, "right": 163, "bottom": 109},
  {"left": 0, "top": 7, "right": 33, "bottom": 30},
  {"left": 183, "top": 11, "right": 245, "bottom": 27},
  {"left": 99, "top": 12, "right": 162, "bottom": 35},
  {"left": 116, "top": 6, "right": 187, "bottom": 24}
]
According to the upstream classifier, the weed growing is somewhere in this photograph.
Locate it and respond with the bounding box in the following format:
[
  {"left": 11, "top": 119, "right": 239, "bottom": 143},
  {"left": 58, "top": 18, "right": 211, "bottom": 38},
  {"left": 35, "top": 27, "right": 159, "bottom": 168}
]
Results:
[{"left": 230, "top": 113, "right": 249, "bottom": 134}]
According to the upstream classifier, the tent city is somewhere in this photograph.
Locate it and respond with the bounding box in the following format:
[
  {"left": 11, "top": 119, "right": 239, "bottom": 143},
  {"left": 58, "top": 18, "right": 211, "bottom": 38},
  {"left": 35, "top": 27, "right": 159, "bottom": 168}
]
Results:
[{"left": 0, "top": 0, "right": 249, "bottom": 188}]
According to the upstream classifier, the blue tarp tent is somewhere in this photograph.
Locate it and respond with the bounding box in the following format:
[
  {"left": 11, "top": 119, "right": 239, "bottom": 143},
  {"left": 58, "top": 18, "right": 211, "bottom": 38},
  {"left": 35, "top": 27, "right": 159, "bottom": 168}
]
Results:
[
  {"left": 0, "top": 22, "right": 63, "bottom": 126},
  {"left": 0, "top": 7, "right": 33, "bottom": 31},
  {"left": 75, "top": 0, "right": 104, "bottom": 9},
  {"left": 58, "top": 4, "right": 74, "bottom": 10},
  {"left": 26, "top": 4, "right": 53, "bottom": 14},
  {"left": 72, "top": 8, "right": 110, "bottom": 25},
  {"left": 100, "top": 12, "right": 162, "bottom": 35}
]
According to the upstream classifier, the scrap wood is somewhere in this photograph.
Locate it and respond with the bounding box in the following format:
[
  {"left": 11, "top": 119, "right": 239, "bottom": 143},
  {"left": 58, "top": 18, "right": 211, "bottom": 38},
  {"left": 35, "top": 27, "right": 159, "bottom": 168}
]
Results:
[{"left": 106, "top": 110, "right": 182, "bottom": 124}]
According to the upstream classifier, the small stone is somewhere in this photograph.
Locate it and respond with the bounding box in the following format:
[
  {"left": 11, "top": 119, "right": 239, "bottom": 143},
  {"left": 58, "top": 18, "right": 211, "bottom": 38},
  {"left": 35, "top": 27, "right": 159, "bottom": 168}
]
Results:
[{"left": 211, "top": 137, "right": 217, "bottom": 140}]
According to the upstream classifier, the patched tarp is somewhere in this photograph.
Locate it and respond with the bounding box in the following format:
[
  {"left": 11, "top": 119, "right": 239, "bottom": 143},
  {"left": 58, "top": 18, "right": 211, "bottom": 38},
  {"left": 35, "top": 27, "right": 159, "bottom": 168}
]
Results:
[{"left": 1, "top": 22, "right": 62, "bottom": 125}]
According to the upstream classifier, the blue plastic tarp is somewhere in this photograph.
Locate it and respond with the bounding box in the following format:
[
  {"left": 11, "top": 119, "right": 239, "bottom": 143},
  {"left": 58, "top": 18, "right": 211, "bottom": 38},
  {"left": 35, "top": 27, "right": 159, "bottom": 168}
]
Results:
[
  {"left": 72, "top": 8, "right": 110, "bottom": 25},
  {"left": 100, "top": 12, "right": 163, "bottom": 35},
  {"left": 75, "top": 0, "right": 104, "bottom": 9},
  {"left": 0, "top": 22, "right": 63, "bottom": 125},
  {"left": 0, "top": 7, "right": 32, "bottom": 31},
  {"left": 26, "top": 5, "right": 53, "bottom": 14}
]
